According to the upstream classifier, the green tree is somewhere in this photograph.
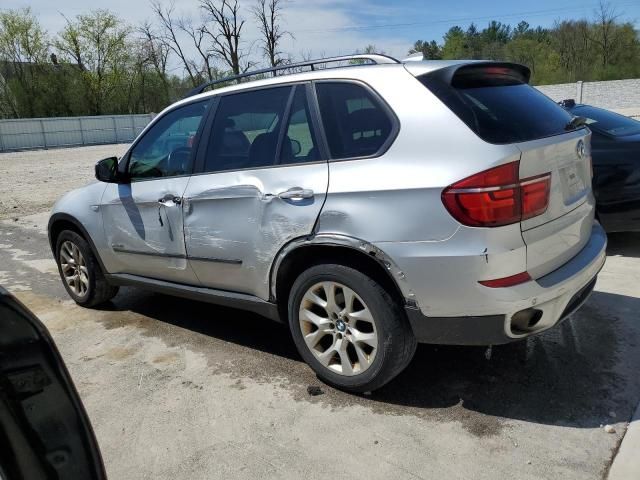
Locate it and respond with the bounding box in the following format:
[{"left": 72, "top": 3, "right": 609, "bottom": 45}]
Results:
[
  {"left": 409, "top": 40, "right": 442, "bottom": 59},
  {"left": 0, "top": 8, "right": 49, "bottom": 117},
  {"left": 481, "top": 21, "right": 511, "bottom": 59},
  {"left": 424, "top": 13, "right": 639, "bottom": 85},
  {"left": 55, "top": 10, "right": 132, "bottom": 115},
  {"left": 552, "top": 20, "right": 592, "bottom": 81},
  {"left": 441, "top": 26, "right": 466, "bottom": 59}
]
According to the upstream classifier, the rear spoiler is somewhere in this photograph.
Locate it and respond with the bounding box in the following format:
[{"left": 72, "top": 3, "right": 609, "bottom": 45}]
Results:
[{"left": 420, "top": 62, "right": 531, "bottom": 87}]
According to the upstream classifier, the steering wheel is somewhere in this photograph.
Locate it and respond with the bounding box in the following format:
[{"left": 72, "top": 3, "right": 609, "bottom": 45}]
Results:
[{"left": 166, "top": 147, "right": 192, "bottom": 176}]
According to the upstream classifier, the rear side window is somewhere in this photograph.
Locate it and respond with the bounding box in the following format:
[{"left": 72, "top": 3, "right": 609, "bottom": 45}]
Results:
[
  {"left": 419, "top": 67, "right": 574, "bottom": 144},
  {"left": 315, "top": 82, "right": 394, "bottom": 159},
  {"left": 204, "top": 86, "right": 291, "bottom": 172}
]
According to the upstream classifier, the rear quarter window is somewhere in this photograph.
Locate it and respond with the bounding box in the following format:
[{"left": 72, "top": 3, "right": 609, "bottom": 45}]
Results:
[
  {"left": 315, "top": 82, "right": 395, "bottom": 159},
  {"left": 420, "top": 68, "right": 575, "bottom": 144}
]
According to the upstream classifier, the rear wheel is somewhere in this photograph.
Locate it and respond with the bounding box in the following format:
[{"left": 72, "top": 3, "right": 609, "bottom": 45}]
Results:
[
  {"left": 288, "top": 264, "right": 416, "bottom": 393},
  {"left": 55, "top": 230, "right": 118, "bottom": 307}
]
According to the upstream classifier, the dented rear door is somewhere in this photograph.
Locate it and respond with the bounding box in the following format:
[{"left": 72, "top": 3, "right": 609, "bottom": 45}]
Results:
[{"left": 182, "top": 84, "right": 328, "bottom": 300}]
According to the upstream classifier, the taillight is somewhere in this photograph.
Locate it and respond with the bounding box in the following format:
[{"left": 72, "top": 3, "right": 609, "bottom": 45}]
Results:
[
  {"left": 521, "top": 174, "right": 551, "bottom": 220},
  {"left": 442, "top": 161, "right": 551, "bottom": 227}
]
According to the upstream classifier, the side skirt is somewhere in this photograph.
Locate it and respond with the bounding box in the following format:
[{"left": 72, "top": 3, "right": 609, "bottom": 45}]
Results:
[{"left": 105, "top": 274, "right": 281, "bottom": 322}]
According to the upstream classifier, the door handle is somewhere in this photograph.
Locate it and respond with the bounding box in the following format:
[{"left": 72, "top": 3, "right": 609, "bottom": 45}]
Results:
[
  {"left": 158, "top": 195, "right": 182, "bottom": 206},
  {"left": 277, "top": 187, "right": 314, "bottom": 200}
]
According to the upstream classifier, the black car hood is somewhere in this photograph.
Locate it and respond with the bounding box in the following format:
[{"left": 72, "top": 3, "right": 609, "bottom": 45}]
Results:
[{"left": 613, "top": 132, "right": 640, "bottom": 144}]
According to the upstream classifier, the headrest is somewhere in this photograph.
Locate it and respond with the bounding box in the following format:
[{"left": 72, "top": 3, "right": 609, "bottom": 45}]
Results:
[{"left": 347, "top": 108, "right": 388, "bottom": 133}]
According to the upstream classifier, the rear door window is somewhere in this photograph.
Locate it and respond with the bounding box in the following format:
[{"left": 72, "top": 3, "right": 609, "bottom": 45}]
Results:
[
  {"left": 315, "top": 82, "right": 394, "bottom": 159},
  {"left": 419, "top": 67, "right": 575, "bottom": 144},
  {"left": 204, "top": 86, "right": 292, "bottom": 172},
  {"left": 280, "top": 86, "right": 320, "bottom": 165}
]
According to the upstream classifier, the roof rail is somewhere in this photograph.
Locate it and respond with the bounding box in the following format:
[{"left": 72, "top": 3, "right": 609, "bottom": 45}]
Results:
[{"left": 183, "top": 53, "right": 400, "bottom": 98}]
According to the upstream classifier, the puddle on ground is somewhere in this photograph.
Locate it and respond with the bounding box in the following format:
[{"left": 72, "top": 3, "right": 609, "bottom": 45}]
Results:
[{"left": 11, "top": 287, "right": 635, "bottom": 439}]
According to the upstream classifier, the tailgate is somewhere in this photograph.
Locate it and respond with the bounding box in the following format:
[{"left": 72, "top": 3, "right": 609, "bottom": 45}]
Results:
[{"left": 518, "top": 129, "right": 594, "bottom": 278}]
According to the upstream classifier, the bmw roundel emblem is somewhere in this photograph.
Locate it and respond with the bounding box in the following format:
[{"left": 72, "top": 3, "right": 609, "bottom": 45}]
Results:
[{"left": 576, "top": 140, "right": 586, "bottom": 159}]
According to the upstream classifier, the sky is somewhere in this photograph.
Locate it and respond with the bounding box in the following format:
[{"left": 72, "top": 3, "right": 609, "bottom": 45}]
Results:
[{"left": 4, "top": 0, "right": 640, "bottom": 72}]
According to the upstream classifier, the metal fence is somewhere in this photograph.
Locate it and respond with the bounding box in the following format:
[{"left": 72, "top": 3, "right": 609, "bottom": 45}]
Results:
[{"left": 0, "top": 114, "right": 154, "bottom": 152}]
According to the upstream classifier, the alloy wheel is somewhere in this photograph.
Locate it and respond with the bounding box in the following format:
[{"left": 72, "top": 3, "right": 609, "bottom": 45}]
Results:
[
  {"left": 59, "top": 240, "right": 89, "bottom": 297},
  {"left": 299, "top": 281, "right": 378, "bottom": 376}
]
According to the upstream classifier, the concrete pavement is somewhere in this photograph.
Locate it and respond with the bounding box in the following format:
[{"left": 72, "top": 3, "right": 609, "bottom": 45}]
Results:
[{"left": 1, "top": 211, "right": 640, "bottom": 480}]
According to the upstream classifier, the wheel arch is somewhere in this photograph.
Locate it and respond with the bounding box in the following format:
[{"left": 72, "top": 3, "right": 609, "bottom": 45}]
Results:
[
  {"left": 270, "top": 234, "right": 415, "bottom": 321},
  {"left": 48, "top": 213, "right": 107, "bottom": 273}
]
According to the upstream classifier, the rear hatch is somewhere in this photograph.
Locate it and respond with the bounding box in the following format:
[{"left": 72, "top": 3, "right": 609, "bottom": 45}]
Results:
[
  {"left": 517, "top": 130, "right": 593, "bottom": 277},
  {"left": 416, "top": 62, "right": 594, "bottom": 278}
]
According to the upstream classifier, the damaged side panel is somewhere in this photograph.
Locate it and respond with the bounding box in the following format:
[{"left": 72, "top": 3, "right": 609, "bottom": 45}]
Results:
[
  {"left": 182, "top": 163, "right": 329, "bottom": 299},
  {"left": 99, "top": 177, "right": 198, "bottom": 285},
  {"left": 269, "top": 233, "right": 419, "bottom": 304}
]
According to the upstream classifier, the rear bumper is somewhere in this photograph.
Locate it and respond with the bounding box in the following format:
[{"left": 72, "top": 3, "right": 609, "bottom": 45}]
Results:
[
  {"left": 406, "top": 278, "right": 597, "bottom": 345},
  {"left": 403, "top": 222, "right": 607, "bottom": 345}
]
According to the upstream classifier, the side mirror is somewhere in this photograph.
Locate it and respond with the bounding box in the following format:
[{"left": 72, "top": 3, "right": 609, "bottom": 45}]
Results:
[
  {"left": 0, "top": 287, "right": 106, "bottom": 479},
  {"left": 94, "top": 157, "right": 119, "bottom": 183}
]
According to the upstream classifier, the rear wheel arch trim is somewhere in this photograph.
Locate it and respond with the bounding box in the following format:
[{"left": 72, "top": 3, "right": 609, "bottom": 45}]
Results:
[
  {"left": 48, "top": 213, "right": 108, "bottom": 274},
  {"left": 269, "top": 234, "right": 417, "bottom": 306}
]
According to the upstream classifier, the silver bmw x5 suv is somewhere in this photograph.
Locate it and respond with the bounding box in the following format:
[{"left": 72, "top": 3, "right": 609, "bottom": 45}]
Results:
[{"left": 48, "top": 54, "right": 607, "bottom": 392}]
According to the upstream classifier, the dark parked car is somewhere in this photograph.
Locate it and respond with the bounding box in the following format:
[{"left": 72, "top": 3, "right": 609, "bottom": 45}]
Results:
[{"left": 561, "top": 100, "right": 640, "bottom": 232}]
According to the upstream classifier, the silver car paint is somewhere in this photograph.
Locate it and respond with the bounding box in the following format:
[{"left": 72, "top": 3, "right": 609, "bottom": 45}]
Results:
[
  {"left": 183, "top": 161, "right": 329, "bottom": 298},
  {"left": 100, "top": 176, "right": 199, "bottom": 284},
  {"left": 49, "top": 60, "right": 606, "bottom": 341},
  {"left": 51, "top": 181, "right": 109, "bottom": 251}
]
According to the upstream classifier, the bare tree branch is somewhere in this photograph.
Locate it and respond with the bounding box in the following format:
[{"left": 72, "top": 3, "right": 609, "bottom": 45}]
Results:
[
  {"left": 590, "top": 0, "right": 622, "bottom": 67},
  {"left": 138, "top": 21, "right": 171, "bottom": 102},
  {"left": 150, "top": 0, "right": 199, "bottom": 86},
  {"left": 252, "top": 0, "right": 292, "bottom": 68},
  {"left": 176, "top": 15, "right": 215, "bottom": 81},
  {"left": 199, "top": 0, "right": 251, "bottom": 75}
]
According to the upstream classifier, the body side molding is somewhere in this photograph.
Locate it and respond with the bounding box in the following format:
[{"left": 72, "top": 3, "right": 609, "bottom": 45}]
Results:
[{"left": 105, "top": 274, "right": 280, "bottom": 322}]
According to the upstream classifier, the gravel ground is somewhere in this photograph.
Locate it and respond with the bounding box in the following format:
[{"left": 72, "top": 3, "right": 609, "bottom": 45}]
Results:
[{"left": 0, "top": 144, "right": 129, "bottom": 220}]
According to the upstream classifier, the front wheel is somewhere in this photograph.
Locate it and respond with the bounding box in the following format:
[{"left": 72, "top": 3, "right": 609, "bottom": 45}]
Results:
[
  {"left": 288, "top": 264, "right": 416, "bottom": 393},
  {"left": 55, "top": 230, "right": 119, "bottom": 307}
]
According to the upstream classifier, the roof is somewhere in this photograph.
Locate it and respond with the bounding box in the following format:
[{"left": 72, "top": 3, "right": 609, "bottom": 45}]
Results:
[
  {"left": 164, "top": 56, "right": 508, "bottom": 116},
  {"left": 182, "top": 55, "right": 489, "bottom": 102}
]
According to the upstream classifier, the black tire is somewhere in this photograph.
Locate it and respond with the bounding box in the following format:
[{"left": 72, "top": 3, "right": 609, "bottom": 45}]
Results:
[
  {"left": 288, "top": 264, "right": 417, "bottom": 393},
  {"left": 55, "top": 230, "right": 119, "bottom": 307}
]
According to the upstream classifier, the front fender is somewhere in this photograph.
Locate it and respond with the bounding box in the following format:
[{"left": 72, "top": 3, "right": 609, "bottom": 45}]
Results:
[{"left": 48, "top": 182, "right": 108, "bottom": 270}]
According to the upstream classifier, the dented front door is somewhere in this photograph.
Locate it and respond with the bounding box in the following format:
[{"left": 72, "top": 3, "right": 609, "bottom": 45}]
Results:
[{"left": 182, "top": 163, "right": 329, "bottom": 299}]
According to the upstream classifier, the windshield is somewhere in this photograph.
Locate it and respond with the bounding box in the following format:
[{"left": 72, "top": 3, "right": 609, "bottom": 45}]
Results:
[{"left": 572, "top": 105, "right": 640, "bottom": 137}]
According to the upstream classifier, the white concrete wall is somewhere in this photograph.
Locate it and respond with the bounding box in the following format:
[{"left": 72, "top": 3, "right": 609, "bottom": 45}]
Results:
[
  {"left": 536, "top": 78, "right": 640, "bottom": 119},
  {"left": 0, "top": 114, "right": 153, "bottom": 152}
]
